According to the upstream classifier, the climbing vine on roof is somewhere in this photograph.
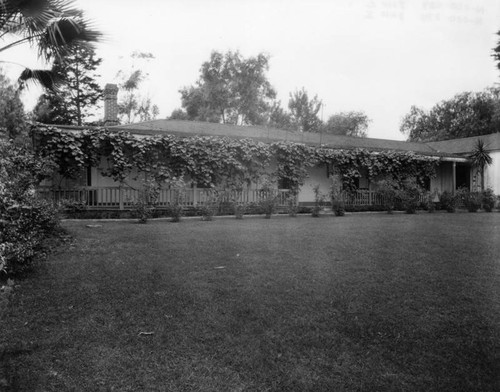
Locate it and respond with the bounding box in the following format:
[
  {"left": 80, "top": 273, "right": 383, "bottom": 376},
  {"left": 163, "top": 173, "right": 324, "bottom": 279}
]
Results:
[{"left": 32, "top": 125, "right": 440, "bottom": 190}]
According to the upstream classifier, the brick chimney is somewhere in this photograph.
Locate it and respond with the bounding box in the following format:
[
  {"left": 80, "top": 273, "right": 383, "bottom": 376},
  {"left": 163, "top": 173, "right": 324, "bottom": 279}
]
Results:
[{"left": 103, "top": 83, "right": 119, "bottom": 126}]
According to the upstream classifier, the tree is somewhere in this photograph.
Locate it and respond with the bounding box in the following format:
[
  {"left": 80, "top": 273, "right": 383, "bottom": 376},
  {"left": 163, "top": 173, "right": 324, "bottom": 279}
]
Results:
[
  {"left": 288, "top": 88, "right": 322, "bottom": 133},
  {"left": 400, "top": 89, "right": 500, "bottom": 142},
  {"left": 116, "top": 53, "right": 160, "bottom": 124},
  {"left": 179, "top": 50, "right": 276, "bottom": 125},
  {"left": 268, "top": 101, "right": 294, "bottom": 130},
  {"left": 0, "top": 0, "right": 100, "bottom": 89},
  {"left": 177, "top": 86, "right": 219, "bottom": 123},
  {"left": 493, "top": 30, "right": 500, "bottom": 73},
  {"left": 168, "top": 108, "right": 189, "bottom": 121},
  {"left": 32, "top": 45, "right": 103, "bottom": 125},
  {"left": 469, "top": 139, "right": 493, "bottom": 191},
  {"left": 323, "top": 111, "right": 370, "bottom": 137},
  {"left": 0, "top": 69, "right": 26, "bottom": 139}
]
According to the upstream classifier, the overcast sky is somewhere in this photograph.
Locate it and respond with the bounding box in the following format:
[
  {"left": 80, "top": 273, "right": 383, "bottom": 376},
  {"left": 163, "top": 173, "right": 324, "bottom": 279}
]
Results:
[{"left": 7, "top": 0, "right": 500, "bottom": 140}]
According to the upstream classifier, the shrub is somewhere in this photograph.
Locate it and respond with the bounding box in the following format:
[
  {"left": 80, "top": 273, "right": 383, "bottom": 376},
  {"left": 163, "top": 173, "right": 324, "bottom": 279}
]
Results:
[
  {"left": 234, "top": 203, "right": 246, "bottom": 219},
  {"left": 456, "top": 187, "right": 481, "bottom": 212},
  {"left": 329, "top": 175, "right": 345, "bottom": 216},
  {"left": 131, "top": 180, "right": 160, "bottom": 223},
  {"left": 440, "top": 191, "right": 458, "bottom": 213},
  {"left": 167, "top": 179, "right": 186, "bottom": 222},
  {"left": 312, "top": 184, "right": 325, "bottom": 218},
  {"left": 199, "top": 191, "right": 219, "bottom": 221},
  {"left": 258, "top": 176, "right": 278, "bottom": 218},
  {"left": 399, "top": 180, "right": 423, "bottom": 214},
  {"left": 1, "top": 140, "right": 60, "bottom": 276},
  {"left": 422, "top": 190, "right": 437, "bottom": 213},
  {"left": 285, "top": 192, "right": 299, "bottom": 217},
  {"left": 374, "top": 178, "right": 399, "bottom": 214},
  {"left": 1, "top": 197, "right": 61, "bottom": 276},
  {"left": 482, "top": 188, "right": 496, "bottom": 212},
  {"left": 259, "top": 193, "right": 277, "bottom": 218}
]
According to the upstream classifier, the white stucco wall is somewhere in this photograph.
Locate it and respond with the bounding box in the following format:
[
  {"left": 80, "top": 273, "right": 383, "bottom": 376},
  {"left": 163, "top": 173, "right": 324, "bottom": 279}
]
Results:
[{"left": 484, "top": 151, "right": 500, "bottom": 194}]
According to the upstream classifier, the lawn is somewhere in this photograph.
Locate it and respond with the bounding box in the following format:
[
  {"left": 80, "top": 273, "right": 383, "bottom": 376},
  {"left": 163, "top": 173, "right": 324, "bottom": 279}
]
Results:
[{"left": 1, "top": 212, "right": 500, "bottom": 391}]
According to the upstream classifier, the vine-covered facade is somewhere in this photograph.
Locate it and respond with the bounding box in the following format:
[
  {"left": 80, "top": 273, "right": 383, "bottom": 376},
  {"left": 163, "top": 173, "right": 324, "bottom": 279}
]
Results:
[{"left": 32, "top": 121, "right": 472, "bottom": 210}]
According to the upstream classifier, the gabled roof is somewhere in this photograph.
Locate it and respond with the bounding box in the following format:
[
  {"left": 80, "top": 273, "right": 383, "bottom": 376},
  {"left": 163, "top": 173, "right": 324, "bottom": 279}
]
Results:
[
  {"left": 426, "top": 132, "right": 500, "bottom": 155},
  {"left": 110, "top": 119, "right": 441, "bottom": 155}
]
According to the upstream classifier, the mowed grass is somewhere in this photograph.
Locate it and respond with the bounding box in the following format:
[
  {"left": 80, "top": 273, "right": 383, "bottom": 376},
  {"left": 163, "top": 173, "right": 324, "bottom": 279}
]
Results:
[{"left": 2, "top": 212, "right": 500, "bottom": 391}]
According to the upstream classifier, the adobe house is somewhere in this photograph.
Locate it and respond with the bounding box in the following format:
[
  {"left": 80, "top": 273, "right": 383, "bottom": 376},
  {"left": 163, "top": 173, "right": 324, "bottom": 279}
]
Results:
[{"left": 35, "top": 84, "right": 499, "bottom": 210}]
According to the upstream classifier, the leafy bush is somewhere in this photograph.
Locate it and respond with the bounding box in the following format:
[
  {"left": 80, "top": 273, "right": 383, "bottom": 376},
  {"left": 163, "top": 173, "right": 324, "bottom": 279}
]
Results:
[
  {"left": 312, "top": 184, "right": 326, "bottom": 218},
  {"left": 1, "top": 140, "right": 60, "bottom": 276},
  {"left": 329, "top": 175, "right": 345, "bottom": 216},
  {"left": 258, "top": 176, "right": 278, "bottom": 218},
  {"left": 233, "top": 203, "right": 246, "bottom": 219},
  {"left": 259, "top": 194, "right": 277, "bottom": 218},
  {"left": 167, "top": 181, "right": 185, "bottom": 222},
  {"left": 456, "top": 188, "right": 481, "bottom": 212},
  {"left": 199, "top": 191, "right": 220, "bottom": 221},
  {"left": 440, "top": 191, "right": 458, "bottom": 213},
  {"left": 375, "top": 178, "right": 399, "bottom": 214},
  {"left": 1, "top": 201, "right": 61, "bottom": 275},
  {"left": 399, "top": 180, "right": 423, "bottom": 214},
  {"left": 482, "top": 188, "right": 496, "bottom": 212},
  {"left": 131, "top": 180, "right": 160, "bottom": 223},
  {"left": 423, "top": 190, "right": 438, "bottom": 213},
  {"left": 285, "top": 192, "right": 299, "bottom": 217}
]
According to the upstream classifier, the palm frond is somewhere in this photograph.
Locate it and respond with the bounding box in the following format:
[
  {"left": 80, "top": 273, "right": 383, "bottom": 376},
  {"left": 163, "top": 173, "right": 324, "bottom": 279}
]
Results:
[
  {"left": 18, "top": 68, "right": 62, "bottom": 91},
  {"left": 1, "top": 0, "right": 100, "bottom": 60},
  {"left": 469, "top": 139, "right": 493, "bottom": 167},
  {"left": 38, "top": 17, "right": 100, "bottom": 60}
]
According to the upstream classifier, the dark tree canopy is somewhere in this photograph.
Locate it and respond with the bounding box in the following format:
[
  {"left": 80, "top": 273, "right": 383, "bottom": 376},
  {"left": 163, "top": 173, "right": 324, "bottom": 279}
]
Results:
[
  {"left": 178, "top": 50, "right": 276, "bottom": 125},
  {"left": 400, "top": 89, "right": 500, "bottom": 142},
  {"left": 33, "top": 45, "right": 103, "bottom": 126},
  {"left": 288, "top": 88, "right": 322, "bottom": 133},
  {"left": 323, "top": 111, "right": 370, "bottom": 137}
]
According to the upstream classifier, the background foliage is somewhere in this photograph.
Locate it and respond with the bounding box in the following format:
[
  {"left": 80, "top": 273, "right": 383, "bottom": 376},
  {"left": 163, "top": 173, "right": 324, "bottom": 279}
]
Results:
[{"left": 400, "top": 88, "right": 500, "bottom": 142}]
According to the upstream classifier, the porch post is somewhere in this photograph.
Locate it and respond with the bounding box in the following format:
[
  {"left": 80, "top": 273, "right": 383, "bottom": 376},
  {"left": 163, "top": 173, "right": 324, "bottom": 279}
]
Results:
[
  {"left": 452, "top": 162, "right": 456, "bottom": 195},
  {"left": 119, "top": 184, "right": 124, "bottom": 210},
  {"left": 193, "top": 184, "right": 198, "bottom": 206}
]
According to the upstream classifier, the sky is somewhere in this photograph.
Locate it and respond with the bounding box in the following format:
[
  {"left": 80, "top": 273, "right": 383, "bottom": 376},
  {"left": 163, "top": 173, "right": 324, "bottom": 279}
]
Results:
[{"left": 5, "top": 0, "right": 500, "bottom": 140}]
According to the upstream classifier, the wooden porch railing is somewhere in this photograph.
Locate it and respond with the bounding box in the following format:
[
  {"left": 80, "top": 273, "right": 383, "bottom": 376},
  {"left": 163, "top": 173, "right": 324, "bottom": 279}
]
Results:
[
  {"left": 36, "top": 187, "right": 292, "bottom": 210},
  {"left": 37, "top": 187, "right": 429, "bottom": 211},
  {"left": 340, "top": 190, "right": 385, "bottom": 206}
]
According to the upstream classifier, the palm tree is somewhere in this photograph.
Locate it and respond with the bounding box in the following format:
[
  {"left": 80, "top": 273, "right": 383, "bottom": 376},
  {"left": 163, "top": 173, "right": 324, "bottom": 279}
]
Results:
[
  {"left": 469, "top": 139, "right": 493, "bottom": 191},
  {"left": 0, "top": 0, "right": 100, "bottom": 89}
]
